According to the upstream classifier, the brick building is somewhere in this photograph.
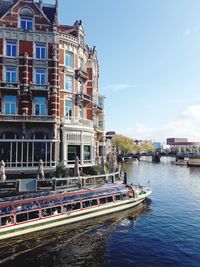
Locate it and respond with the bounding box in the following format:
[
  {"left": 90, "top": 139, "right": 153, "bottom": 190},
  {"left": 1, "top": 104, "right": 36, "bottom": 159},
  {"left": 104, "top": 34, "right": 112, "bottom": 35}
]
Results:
[{"left": 0, "top": 0, "right": 105, "bottom": 176}]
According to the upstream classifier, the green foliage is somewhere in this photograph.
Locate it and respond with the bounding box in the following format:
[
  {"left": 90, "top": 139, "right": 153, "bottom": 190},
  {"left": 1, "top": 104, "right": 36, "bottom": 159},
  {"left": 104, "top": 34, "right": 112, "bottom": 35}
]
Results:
[
  {"left": 55, "top": 161, "right": 68, "bottom": 178},
  {"left": 45, "top": 171, "right": 55, "bottom": 179},
  {"left": 142, "top": 141, "right": 155, "bottom": 153},
  {"left": 90, "top": 165, "right": 100, "bottom": 175},
  {"left": 112, "top": 134, "right": 134, "bottom": 154}
]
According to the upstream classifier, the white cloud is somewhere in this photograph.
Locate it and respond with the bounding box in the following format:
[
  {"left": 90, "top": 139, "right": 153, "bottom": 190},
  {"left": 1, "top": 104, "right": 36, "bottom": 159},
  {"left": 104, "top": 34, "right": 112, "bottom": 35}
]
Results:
[
  {"left": 183, "top": 25, "right": 200, "bottom": 38},
  {"left": 103, "top": 84, "right": 140, "bottom": 92},
  {"left": 122, "top": 104, "right": 200, "bottom": 141}
]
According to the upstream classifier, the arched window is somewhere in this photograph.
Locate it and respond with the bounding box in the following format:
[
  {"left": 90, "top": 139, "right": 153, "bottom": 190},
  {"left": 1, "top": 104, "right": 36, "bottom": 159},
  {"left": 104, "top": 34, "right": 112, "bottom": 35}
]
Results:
[{"left": 19, "top": 7, "right": 34, "bottom": 30}]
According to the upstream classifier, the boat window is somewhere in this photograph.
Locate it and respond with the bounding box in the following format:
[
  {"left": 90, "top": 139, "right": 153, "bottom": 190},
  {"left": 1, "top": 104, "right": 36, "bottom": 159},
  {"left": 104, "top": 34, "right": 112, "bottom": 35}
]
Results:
[
  {"left": 82, "top": 201, "right": 90, "bottom": 208},
  {"left": 0, "top": 205, "right": 13, "bottom": 215},
  {"left": 42, "top": 208, "right": 52, "bottom": 217},
  {"left": 1, "top": 215, "right": 14, "bottom": 226},
  {"left": 115, "top": 195, "right": 121, "bottom": 201},
  {"left": 28, "top": 211, "right": 40, "bottom": 220},
  {"left": 90, "top": 199, "right": 98, "bottom": 206},
  {"left": 63, "top": 202, "right": 80, "bottom": 212},
  {"left": 122, "top": 193, "right": 127, "bottom": 199},
  {"left": 107, "top": 196, "right": 113, "bottom": 203},
  {"left": 99, "top": 198, "right": 106, "bottom": 205},
  {"left": 16, "top": 213, "right": 28, "bottom": 223},
  {"left": 52, "top": 206, "right": 61, "bottom": 215}
]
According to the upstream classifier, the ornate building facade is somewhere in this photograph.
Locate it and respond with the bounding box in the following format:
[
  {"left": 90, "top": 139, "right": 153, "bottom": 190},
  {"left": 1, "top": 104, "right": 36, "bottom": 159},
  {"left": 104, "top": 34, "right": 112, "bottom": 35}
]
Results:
[{"left": 0, "top": 0, "right": 105, "bottom": 176}]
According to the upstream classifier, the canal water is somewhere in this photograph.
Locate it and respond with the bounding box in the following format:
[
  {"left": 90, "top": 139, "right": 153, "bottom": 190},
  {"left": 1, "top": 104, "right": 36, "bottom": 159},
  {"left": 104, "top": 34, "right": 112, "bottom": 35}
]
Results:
[{"left": 1, "top": 157, "right": 200, "bottom": 267}]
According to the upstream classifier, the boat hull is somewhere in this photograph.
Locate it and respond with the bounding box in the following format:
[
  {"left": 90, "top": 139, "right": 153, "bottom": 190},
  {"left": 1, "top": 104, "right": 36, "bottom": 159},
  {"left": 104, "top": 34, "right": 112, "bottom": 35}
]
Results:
[{"left": 0, "top": 192, "right": 151, "bottom": 240}]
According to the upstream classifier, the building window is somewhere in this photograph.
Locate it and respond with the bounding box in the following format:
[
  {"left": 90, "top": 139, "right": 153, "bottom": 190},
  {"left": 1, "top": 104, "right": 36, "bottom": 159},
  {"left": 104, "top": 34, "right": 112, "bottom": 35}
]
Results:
[
  {"left": 68, "top": 145, "right": 80, "bottom": 161},
  {"left": 4, "top": 96, "right": 17, "bottom": 114},
  {"left": 6, "top": 41, "right": 17, "bottom": 57},
  {"left": 84, "top": 146, "right": 91, "bottom": 160},
  {"left": 78, "top": 105, "right": 83, "bottom": 119},
  {"left": 35, "top": 69, "right": 46, "bottom": 85},
  {"left": 65, "top": 52, "right": 73, "bottom": 68},
  {"left": 65, "top": 101, "right": 72, "bottom": 119},
  {"left": 20, "top": 17, "right": 33, "bottom": 30},
  {"left": 36, "top": 43, "right": 46, "bottom": 60},
  {"left": 33, "top": 97, "right": 46, "bottom": 115},
  {"left": 78, "top": 81, "right": 83, "bottom": 94},
  {"left": 65, "top": 75, "right": 73, "bottom": 92},
  {"left": 78, "top": 57, "right": 83, "bottom": 69},
  {"left": 6, "top": 67, "right": 17, "bottom": 83}
]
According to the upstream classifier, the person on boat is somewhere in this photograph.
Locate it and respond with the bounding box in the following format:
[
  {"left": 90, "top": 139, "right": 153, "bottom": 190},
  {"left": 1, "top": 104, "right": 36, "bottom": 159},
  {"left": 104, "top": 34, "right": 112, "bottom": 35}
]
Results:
[
  {"left": 0, "top": 160, "right": 6, "bottom": 181},
  {"left": 37, "top": 159, "right": 45, "bottom": 179}
]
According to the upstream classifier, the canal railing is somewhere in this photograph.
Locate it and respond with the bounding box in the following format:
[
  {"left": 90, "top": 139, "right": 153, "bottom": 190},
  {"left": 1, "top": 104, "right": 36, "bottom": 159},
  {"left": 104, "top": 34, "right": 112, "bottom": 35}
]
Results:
[{"left": 0, "top": 171, "right": 121, "bottom": 193}]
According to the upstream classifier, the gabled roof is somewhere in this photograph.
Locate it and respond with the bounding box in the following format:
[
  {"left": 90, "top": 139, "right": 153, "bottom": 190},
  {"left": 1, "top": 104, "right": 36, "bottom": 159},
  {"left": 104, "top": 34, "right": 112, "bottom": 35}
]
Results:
[
  {"left": 58, "top": 24, "right": 78, "bottom": 37},
  {"left": 0, "top": 0, "right": 57, "bottom": 26}
]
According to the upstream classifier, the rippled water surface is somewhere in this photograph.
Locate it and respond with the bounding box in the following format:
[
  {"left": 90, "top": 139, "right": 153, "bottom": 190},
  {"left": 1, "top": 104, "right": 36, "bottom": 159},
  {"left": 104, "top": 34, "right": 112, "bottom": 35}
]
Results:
[{"left": 1, "top": 158, "right": 200, "bottom": 267}]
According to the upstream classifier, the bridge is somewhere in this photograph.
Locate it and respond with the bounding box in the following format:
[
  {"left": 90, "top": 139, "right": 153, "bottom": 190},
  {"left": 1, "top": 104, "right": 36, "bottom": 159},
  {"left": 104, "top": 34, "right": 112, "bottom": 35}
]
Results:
[{"left": 118, "top": 153, "right": 200, "bottom": 163}]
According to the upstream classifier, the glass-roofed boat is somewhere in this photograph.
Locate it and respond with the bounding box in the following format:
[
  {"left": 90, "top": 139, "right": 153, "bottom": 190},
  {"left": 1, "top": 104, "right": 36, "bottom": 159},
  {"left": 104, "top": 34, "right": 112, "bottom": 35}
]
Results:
[{"left": 0, "top": 183, "right": 152, "bottom": 240}]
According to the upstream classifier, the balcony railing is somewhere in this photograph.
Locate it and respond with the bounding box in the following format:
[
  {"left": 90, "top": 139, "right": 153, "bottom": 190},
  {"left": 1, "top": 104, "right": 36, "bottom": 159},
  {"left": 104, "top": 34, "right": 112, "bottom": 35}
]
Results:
[
  {"left": 29, "top": 83, "right": 49, "bottom": 90},
  {"left": 0, "top": 81, "right": 20, "bottom": 89},
  {"left": 75, "top": 68, "right": 88, "bottom": 81},
  {"left": 0, "top": 114, "right": 57, "bottom": 123},
  {"left": 61, "top": 116, "right": 93, "bottom": 128},
  {"left": 94, "top": 121, "right": 104, "bottom": 132},
  {"left": 76, "top": 93, "right": 91, "bottom": 104}
]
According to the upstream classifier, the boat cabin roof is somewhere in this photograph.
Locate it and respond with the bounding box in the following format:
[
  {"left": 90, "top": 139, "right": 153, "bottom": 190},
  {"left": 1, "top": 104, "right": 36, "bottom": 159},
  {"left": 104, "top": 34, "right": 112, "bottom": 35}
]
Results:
[{"left": 0, "top": 183, "right": 127, "bottom": 207}]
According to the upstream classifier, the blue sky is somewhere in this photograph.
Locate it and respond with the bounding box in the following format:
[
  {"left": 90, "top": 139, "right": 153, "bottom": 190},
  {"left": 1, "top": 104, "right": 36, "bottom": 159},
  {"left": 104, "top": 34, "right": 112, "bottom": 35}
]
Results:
[{"left": 53, "top": 0, "right": 200, "bottom": 141}]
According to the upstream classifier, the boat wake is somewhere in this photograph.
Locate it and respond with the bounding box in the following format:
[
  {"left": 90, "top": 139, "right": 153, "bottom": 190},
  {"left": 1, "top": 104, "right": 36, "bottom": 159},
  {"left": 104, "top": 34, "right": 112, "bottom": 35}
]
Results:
[{"left": 0, "top": 202, "right": 151, "bottom": 266}]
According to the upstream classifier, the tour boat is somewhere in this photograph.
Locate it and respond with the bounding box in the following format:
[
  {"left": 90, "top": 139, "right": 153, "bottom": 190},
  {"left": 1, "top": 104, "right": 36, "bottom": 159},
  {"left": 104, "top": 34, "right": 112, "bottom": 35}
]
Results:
[{"left": 0, "top": 183, "right": 152, "bottom": 240}]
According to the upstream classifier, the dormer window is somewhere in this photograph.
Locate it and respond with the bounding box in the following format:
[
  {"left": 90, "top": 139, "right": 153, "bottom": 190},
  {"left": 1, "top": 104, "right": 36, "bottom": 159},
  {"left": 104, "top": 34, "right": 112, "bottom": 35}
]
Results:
[{"left": 20, "top": 8, "right": 33, "bottom": 30}]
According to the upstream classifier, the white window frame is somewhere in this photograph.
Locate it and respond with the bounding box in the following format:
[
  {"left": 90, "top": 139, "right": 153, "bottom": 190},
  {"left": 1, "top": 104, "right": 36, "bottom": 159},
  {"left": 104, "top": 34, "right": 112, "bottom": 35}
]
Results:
[
  {"left": 35, "top": 43, "right": 46, "bottom": 60},
  {"left": 65, "top": 101, "right": 73, "bottom": 119},
  {"left": 65, "top": 75, "right": 73, "bottom": 93},
  {"left": 20, "top": 16, "right": 33, "bottom": 30},
  {"left": 3, "top": 95, "right": 17, "bottom": 115},
  {"left": 34, "top": 68, "right": 47, "bottom": 86},
  {"left": 6, "top": 40, "right": 17, "bottom": 57},
  {"left": 5, "top": 66, "right": 17, "bottom": 83},
  {"left": 65, "top": 51, "right": 73, "bottom": 68},
  {"left": 33, "top": 97, "right": 47, "bottom": 116}
]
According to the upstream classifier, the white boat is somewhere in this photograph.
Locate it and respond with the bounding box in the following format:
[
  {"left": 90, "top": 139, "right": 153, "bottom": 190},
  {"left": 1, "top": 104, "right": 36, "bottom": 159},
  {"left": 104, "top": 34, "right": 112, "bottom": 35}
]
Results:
[{"left": 0, "top": 183, "right": 152, "bottom": 240}]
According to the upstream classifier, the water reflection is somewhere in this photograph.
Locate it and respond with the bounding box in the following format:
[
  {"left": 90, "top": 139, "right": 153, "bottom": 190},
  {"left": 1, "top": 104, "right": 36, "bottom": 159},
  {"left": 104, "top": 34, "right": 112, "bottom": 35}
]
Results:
[{"left": 0, "top": 201, "right": 151, "bottom": 267}]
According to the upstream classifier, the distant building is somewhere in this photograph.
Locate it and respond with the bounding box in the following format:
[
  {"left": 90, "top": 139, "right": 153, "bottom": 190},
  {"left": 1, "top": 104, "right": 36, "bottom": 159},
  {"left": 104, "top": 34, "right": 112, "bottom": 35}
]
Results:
[
  {"left": 166, "top": 138, "right": 200, "bottom": 153},
  {"left": 167, "top": 138, "right": 188, "bottom": 145},
  {"left": 152, "top": 142, "right": 162, "bottom": 151}
]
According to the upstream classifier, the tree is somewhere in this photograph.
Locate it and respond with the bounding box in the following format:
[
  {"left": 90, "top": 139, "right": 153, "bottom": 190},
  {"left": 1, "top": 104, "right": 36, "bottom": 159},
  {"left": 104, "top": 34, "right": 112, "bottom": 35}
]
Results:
[
  {"left": 112, "top": 134, "right": 134, "bottom": 154},
  {"left": 142, "top": 141, "right": 155, "bottom": 154}
]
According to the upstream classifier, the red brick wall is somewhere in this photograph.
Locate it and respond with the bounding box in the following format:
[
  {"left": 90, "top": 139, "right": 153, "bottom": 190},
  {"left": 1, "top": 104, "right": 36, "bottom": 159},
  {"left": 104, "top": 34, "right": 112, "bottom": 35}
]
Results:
[{"left": 19, "top": 41, "right": 33, "bottom": 57}]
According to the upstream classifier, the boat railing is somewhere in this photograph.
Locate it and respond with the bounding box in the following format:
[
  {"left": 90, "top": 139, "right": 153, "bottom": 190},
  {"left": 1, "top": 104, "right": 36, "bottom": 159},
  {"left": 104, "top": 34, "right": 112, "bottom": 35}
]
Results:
[
  {"left": 0, "top": 171, "right": 121, "bottom": 193},
  {"left": 36, "top": 171, "right": 121, "bottom": 191}
]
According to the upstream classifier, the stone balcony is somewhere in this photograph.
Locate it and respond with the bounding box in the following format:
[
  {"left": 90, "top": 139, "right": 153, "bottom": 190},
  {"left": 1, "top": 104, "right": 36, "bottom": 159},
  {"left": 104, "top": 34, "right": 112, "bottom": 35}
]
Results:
[
  {"left": 76, "top": 92, "right": 91, "bottom": 104},
  {"left": 0, "top": 81, "right": 20, "bottom": 89},
  {"left": 61, "top": 117, "right": 93, "bottom": 129},
  {"left": 29, "top": 83, "right": 49, "bottom": 90},
  {"left": 94, "top": 121, "right": 104, "bottom": 133},
  {"left": 0, "top": 114, "right": 57, "bottom": 123},
  {"left": 75, "top": 67, "right": 88, "bottom": 81}
]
